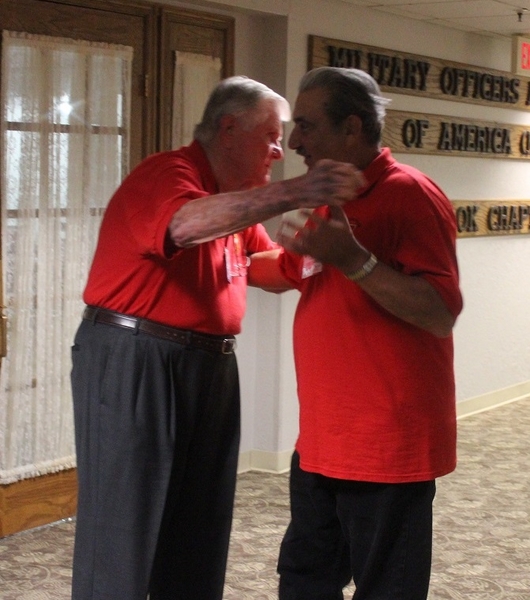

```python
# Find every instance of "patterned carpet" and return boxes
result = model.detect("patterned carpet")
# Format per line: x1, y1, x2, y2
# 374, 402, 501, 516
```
1, 397, 529, 599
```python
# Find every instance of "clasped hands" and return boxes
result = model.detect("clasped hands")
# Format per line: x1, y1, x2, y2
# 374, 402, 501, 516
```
277, 160, 369, 272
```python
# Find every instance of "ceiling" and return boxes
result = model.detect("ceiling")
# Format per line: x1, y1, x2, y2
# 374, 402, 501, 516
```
342, 0, 530, 39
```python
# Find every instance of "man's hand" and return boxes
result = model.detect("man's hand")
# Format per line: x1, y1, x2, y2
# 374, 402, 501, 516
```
289, 160, 365, 209
169, 161, 364, 248
277, 205, 456, 337
277, 205, 367, 270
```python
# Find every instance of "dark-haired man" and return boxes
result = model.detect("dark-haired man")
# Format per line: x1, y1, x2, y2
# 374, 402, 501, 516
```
249, 67, 463, 600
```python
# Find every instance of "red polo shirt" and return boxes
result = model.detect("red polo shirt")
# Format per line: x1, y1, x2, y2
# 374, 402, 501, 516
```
279, 148, 463, 483
84, 141, 275, 334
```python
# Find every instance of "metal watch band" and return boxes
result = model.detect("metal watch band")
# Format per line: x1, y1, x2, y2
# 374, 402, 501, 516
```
345, 253, 378, 282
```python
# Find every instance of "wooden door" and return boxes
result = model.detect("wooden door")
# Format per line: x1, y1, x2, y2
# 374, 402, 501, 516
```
158, 7, 235, 151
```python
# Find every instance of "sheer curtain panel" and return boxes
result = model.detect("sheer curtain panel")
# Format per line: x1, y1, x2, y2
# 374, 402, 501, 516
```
172, 51, 222, 148
0, 31, 132, 484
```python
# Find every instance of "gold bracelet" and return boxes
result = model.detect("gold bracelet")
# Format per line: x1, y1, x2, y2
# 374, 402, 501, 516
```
345, 253, 378, 282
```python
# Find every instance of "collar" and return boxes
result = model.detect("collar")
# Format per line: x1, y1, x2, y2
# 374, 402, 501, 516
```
182, 140, 219, 194
356, 147, 394, 199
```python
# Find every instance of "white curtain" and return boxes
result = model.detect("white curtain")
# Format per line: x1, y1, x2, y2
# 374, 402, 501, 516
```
0, 31, 132, 484
172, 51, 222, 148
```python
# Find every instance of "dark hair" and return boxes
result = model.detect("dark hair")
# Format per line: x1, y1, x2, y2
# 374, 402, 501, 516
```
194, 76, 290, 145
298, 67, 391, 144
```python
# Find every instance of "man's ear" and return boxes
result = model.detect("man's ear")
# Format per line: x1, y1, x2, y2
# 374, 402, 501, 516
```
219, 114, 237, 148
344, 114, 362, 137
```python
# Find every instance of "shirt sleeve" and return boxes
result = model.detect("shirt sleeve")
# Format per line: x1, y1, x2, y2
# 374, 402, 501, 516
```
243, 224, 278, 255
388, 181, 464, 319
112, 152, 214, 258
277, 247, 304, 290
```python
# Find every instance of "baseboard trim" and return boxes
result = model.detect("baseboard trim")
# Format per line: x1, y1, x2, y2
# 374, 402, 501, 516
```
238, 449, 292, 474
238, 382, 530, 474
456, 380, 530, 419
3, 383, 528, 536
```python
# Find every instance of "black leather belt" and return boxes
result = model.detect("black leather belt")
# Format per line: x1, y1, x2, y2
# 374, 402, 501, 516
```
83, 306, 236, 354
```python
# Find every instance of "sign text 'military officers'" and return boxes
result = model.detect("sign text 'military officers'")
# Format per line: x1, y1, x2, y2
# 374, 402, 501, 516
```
322, 41, 530, 108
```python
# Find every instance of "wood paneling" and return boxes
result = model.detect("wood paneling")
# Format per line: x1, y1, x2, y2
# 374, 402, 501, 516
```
0, 469, 77, 537
452, 200, 530, 237
383, 110, 530, 160
308, 35, 530, 112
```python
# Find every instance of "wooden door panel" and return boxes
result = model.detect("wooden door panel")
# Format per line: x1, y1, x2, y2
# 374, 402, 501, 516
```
158, 7, 235, 151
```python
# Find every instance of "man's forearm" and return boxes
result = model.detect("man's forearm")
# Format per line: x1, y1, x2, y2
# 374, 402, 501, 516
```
247, 249, 293, 292
277, 205, 457, 338
352, 263, 456, 338
169, 181, 296, 248
168, 160, 364, 248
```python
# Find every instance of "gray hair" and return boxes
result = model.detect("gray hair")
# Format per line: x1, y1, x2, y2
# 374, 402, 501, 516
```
194, 75, 290, 145
298, 67, 391, 145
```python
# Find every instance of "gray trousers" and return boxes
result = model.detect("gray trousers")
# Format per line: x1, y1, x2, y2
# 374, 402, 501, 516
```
71, 319, 240, 600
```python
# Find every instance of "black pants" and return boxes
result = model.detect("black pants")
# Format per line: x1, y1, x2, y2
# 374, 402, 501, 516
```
71, 320, 240, 600
278, 452, 436, 600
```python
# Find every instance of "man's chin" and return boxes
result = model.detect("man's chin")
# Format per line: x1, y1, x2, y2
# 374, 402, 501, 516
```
299, 154, 316, 169
247, 175, 270, 190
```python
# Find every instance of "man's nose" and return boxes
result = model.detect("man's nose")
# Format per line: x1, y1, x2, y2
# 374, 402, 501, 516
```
288, 127, 299, 150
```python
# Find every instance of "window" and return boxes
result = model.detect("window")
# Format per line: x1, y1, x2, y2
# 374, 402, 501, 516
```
0, 0, 234, 487
0, 31, 132, 481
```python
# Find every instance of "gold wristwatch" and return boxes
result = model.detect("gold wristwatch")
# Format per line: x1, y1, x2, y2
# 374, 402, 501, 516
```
345, 253, 378, 282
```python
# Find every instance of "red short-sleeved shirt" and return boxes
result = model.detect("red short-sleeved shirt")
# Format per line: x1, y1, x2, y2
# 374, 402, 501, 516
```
279, 148, 463, 483
84, 141, 275, 335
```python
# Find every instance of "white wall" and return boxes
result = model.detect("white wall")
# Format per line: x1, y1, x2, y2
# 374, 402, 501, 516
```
158, 0, 530, 466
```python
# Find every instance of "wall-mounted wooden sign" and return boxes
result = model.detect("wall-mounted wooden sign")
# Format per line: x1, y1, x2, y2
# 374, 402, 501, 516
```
309, 35, 530, 112
452, 200, 530, 237
383, 110, 530, 159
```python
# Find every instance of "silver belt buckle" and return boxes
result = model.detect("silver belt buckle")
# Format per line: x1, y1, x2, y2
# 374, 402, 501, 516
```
221, 338, 236, 354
